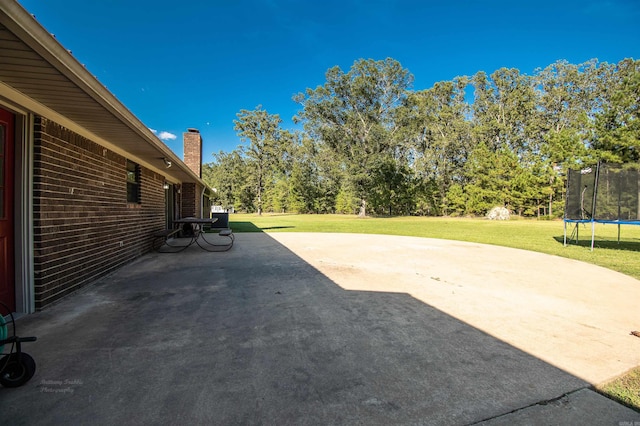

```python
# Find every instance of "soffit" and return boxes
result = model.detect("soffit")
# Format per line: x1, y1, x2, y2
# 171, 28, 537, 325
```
0, 3, 202, 185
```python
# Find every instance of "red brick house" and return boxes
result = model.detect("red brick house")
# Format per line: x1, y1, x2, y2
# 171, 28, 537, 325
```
0, 2, 212, 313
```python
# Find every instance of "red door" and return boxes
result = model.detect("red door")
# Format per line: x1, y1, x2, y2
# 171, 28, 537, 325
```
0, 107, 15, 312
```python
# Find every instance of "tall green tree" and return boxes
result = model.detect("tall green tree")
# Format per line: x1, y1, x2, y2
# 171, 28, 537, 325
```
593, 58, 640, 163
207, 57, 639, 218
399, 77, 471, 214
294, 58, 413, 216
203, 149, 252, 211
469, 68, 544, 216
285, 134, 321, 213
535, 60, 602, 162
368, 155, 415, 215
535, 59, 603, 215
234, 106, 288, 215
472, 68, 537, 155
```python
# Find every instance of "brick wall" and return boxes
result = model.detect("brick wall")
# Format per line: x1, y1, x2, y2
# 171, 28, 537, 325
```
32, 117, 166, 309
180, 182, 200, 218
183, 129, 202, 178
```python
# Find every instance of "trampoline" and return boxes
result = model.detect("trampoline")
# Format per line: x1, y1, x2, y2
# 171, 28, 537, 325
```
564, 162, 640, 250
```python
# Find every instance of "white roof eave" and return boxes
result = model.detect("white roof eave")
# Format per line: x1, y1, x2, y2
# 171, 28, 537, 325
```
0, 1, 206, 187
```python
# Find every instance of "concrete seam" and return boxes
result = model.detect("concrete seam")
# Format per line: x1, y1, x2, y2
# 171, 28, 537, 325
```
466, 387, 591, 425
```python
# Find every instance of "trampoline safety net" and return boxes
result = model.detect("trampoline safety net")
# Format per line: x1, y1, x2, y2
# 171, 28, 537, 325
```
565, 167, 596, 220
565, 163, 640, 222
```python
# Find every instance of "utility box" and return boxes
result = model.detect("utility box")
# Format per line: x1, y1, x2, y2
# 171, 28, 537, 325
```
210, 206, 229, 228
212, 212, 229, 228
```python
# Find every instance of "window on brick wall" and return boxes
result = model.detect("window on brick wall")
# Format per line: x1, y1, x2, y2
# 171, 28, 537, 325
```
126, 159, 141, 203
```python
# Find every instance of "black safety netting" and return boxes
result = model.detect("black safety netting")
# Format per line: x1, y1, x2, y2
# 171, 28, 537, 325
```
565, 163, 640, 221
595, 164, 640, 221
565, 166, 596, 220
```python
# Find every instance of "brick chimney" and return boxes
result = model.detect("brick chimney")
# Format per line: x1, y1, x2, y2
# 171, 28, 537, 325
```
183, 128, 202, 178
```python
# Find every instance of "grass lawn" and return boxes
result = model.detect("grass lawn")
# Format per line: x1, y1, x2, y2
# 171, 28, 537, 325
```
596, 367, 640, 413
230, 213, 640, 412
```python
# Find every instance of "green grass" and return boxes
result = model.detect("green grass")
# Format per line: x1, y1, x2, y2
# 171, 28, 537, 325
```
230, 213, 640, 280
596, 367, 640, 413
230, 213, 640, 411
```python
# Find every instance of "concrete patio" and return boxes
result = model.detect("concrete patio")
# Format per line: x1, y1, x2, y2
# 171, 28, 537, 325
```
1, 232, 639, 425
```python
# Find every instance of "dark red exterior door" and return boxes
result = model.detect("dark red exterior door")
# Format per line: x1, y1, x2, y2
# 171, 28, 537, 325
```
0, 107, 15, 312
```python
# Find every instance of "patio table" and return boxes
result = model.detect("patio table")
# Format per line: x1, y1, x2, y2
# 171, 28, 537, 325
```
160, 217, 225, 252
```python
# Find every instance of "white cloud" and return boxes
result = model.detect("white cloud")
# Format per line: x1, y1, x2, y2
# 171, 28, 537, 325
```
149, 128, 157, 134
158, 131, 177, 141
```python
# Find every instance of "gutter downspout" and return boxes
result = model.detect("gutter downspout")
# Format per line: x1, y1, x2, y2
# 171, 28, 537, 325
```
201, 185, 206, 219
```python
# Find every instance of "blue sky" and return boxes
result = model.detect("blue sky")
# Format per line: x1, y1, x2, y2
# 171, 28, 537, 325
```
18, 0, 640, 163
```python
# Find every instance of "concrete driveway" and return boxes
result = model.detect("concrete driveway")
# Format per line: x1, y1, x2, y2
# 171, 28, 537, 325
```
1, 232, 639, 425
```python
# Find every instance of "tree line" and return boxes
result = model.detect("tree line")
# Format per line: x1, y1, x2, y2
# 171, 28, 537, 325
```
202, 57, 639, 217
